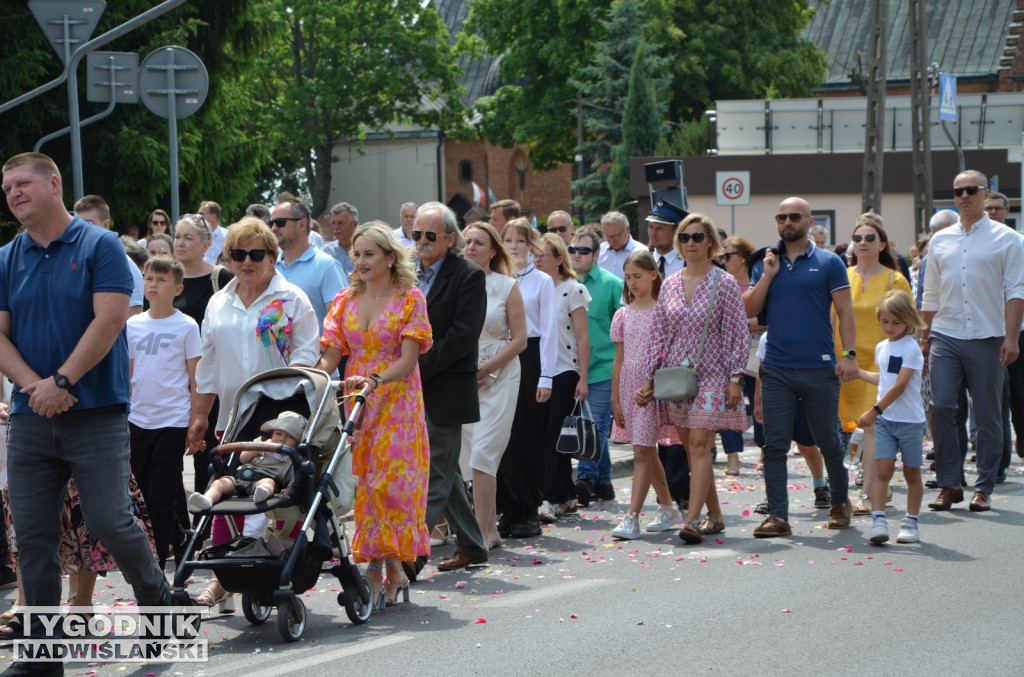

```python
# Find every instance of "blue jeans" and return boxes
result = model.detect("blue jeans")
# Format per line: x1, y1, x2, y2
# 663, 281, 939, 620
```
576, 379, 612, 484
8, 409, 170, 637
759, 364, 848, 520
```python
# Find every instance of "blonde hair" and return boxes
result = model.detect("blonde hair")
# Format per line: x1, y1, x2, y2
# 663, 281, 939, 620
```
675, 213, 722, 258
224, 217, 279, 262
876, 290, 926, 336
464, 221, 514, 277
541, 233, 576, 280
502, 218, 541, 254
349, 221, 417, 293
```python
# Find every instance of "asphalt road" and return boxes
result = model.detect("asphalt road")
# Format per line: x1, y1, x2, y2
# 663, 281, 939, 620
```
2, 442, 1023, 677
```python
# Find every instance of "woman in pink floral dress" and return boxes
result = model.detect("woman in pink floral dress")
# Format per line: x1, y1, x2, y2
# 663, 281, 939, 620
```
318, 222, 432, 609
640, 214, 749, 545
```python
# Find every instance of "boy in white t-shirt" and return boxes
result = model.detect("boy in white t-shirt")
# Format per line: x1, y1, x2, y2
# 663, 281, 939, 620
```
855, 290, 928, 545
127, 256, 202, 568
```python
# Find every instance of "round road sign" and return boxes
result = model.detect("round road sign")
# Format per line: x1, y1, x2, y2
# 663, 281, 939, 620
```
138, 46, 208, 120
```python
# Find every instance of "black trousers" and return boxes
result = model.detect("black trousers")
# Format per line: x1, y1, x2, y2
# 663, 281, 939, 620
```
542, 370, 580, 505
497, 338, 550, 515
129, 423, 187, 567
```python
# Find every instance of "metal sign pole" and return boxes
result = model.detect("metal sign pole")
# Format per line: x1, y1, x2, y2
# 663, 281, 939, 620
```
165, 50, 180, 223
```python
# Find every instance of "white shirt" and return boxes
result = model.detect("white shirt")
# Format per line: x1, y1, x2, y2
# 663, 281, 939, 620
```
922, 215, 1024, 340
393, 227, 415, 249
653, 248, 684, 278
127, 310, 202, 429
308, 230, 325, 248
204, 225, 229, 264
515, 263, 558, 389
598, 236, 643, 279
197, 274, 321, 432
874, 335, 926, 423
128, 255, 144, 309
553, 278, 591, 375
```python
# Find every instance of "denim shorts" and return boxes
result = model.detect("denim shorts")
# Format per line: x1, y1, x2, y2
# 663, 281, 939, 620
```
874, 416, 926, 467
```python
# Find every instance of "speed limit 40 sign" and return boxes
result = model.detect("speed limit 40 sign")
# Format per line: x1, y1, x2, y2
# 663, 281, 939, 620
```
716, 171, 750, 206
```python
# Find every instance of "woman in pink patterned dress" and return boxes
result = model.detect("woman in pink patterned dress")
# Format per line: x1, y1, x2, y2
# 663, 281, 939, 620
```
639, 214, 749, 545
318, 222, 432, 609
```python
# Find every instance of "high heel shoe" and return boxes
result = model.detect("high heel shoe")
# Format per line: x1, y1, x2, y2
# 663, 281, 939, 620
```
366, 562, 387, 611
385, 579, 410, 606
430, 519, 452, 547
194, 585, 235, 613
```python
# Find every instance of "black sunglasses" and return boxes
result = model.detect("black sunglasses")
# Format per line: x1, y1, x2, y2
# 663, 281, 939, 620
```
270, 216, 302, 229
229, 248, 271, 263
549, 225, 570, 233
150, 219, 168, 226
851, 233, 877, 243
677, 232, 707, 244
953, 185, 986, 197
567, 245, 595, 255
722, 252, 740, 261
774, 212, 808, 224
412, 230, 439, 242
181, 213, 206, 224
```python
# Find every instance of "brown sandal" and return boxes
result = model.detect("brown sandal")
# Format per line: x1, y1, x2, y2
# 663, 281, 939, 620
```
698, 515, 725, 535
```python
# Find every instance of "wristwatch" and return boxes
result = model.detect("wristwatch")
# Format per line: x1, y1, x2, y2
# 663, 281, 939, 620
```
369, 373, 385, 388
53, 372, 72, 390
729, 374, 744, 386
841, 349, 857, 359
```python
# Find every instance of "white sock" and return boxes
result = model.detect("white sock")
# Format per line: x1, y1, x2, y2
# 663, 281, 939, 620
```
187, 492, 213, 514
253, 485, 272, 502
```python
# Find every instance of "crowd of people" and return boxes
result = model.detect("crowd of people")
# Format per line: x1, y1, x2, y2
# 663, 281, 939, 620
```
1, 151, 1023, 676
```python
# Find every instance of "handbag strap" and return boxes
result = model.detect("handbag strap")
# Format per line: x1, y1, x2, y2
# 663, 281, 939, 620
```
690, 269, 721, 370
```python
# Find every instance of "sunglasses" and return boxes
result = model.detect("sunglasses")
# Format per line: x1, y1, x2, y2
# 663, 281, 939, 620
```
549, 225, 570, 233
953, 185, 986, 197
270, 216, 301, 229
229, 248, 272, 263
722, 252, 740, 261
774, 212, 808, 224
677, 232, 707, 244
567, 245, 595, 255
851, 233, 878, 243
182, 213, 206, 224
412, 230, 439, 242
150, 219, 168, 226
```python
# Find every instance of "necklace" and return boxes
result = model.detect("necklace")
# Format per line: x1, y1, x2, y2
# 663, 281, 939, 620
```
366, 288, 393, 299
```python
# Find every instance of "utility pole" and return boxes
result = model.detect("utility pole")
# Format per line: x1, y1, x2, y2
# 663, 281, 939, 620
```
909, 0, 933, 239
862, 0, 887, 214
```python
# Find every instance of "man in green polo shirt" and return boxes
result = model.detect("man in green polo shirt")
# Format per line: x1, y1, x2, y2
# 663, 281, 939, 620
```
568, 227, 622, 505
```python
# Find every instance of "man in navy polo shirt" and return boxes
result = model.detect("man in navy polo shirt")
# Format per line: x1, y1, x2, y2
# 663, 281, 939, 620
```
0, 153, 169, 668
743, 197, 858, 538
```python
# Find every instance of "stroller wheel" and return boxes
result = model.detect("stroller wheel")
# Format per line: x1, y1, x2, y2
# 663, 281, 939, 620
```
343, 575, 373, 624
277, 597, 306, 642
241, 593, 273, 625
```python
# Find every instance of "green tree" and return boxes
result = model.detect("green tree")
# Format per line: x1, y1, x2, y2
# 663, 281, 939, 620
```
648, 0, 827, 122
246, 0, 470, 216
466, 0, 614, 171
571, 0, 670, 221
607, 43, 662, 210
0, 1, 268, 230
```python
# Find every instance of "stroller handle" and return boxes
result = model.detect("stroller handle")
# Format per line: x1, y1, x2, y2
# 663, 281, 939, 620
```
216, 441, 298, 459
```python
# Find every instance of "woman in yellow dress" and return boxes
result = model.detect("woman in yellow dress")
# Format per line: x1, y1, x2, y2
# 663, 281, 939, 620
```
835, 213, 911, 513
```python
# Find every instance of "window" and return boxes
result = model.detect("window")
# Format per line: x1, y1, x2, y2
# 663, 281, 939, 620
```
459, 160, 473, 182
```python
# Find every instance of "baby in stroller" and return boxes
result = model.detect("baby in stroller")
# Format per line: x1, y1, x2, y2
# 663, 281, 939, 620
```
187, 411, 306, 512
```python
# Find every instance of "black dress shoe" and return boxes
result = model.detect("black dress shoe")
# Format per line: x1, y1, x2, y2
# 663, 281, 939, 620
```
925, 479, 939, 489
509, 516, 541, 539
574, 480, 592, 507
403, 556, 426, 583
996, 469, 1007, 484
595, 482, 615, 501
497, 512, 513, 538
1, 661, 64, 676
926, 451, 935, 460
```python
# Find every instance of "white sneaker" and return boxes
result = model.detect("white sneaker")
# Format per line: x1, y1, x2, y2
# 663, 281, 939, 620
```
646, 503, 683, 532
869, 517, 889, 544
895, 517, 920, 543
187, 492, 213, 514
611, 513, 641, 540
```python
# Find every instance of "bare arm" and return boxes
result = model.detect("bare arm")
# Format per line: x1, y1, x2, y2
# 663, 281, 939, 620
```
611, 341, 624, 428
571, 305, 589, 400
343, 337, 421, 394
743, 250, 778, 318
857, 366, 914, 428
478, 284, 527, 378
831, 287, 857, 381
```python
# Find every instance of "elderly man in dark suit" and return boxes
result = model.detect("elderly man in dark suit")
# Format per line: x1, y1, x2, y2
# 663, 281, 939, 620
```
407, 202, 489, 575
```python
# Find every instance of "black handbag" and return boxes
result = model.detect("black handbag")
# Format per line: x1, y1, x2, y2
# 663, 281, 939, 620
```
555, 398, 599, 462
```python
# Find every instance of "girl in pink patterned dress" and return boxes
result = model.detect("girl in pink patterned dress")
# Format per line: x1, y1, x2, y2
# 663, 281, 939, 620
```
639, 214, 749, 545
610, 251, 682, 540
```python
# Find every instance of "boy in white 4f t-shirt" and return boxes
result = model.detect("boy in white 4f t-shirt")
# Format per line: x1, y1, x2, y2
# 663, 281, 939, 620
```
127, 256, 202, 568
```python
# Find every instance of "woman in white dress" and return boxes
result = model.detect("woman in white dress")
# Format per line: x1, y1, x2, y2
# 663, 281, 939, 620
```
497, 219, 557, 538
460, 222, 527, 549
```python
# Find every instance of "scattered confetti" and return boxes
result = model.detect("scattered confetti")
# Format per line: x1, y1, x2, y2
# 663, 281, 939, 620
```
473, 618, 487, 624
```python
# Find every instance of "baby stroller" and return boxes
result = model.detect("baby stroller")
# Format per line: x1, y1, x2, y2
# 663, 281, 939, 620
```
171, 367, 373, 642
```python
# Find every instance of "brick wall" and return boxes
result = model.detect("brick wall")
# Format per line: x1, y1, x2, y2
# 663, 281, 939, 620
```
997, 0, 1024, 91
444, 137, 573, 221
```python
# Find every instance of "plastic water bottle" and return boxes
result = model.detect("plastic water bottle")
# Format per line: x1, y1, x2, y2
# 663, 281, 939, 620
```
844, 426, 864, 469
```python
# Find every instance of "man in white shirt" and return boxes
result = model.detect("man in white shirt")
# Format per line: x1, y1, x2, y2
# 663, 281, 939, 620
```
921, 170, 1024, 512
645, 200, 686, 277
200, 201, 227, 264
394, 201, 417, 248
597, 210, 643, 279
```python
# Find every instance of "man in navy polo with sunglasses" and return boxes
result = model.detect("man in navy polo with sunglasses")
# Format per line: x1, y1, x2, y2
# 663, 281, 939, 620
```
743, 197, 857, 538
921, 171, 1024, 513
569, 226, 622, 505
